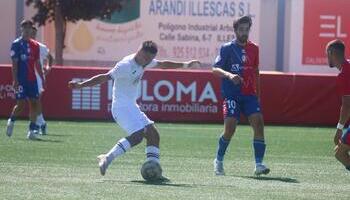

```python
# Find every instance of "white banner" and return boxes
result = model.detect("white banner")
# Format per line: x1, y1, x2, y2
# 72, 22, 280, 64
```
63, 0, 260, 63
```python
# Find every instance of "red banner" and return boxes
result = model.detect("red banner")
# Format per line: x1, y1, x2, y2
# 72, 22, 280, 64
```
303, 0, 350, 65
0, 65, 341, 125
0, 65, 223, 122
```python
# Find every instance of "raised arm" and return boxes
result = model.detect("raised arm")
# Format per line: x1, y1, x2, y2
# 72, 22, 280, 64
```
68, 73, 112, 89
156, 60, 200, 69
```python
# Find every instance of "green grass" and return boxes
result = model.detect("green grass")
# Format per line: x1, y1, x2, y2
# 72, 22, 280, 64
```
0, 120, 349, 200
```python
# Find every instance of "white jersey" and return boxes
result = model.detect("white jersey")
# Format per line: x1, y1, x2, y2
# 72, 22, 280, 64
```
108, 54, 157, 134
38, 41, 49, 67
108, 54, 158, 107
35, 41, 50, 93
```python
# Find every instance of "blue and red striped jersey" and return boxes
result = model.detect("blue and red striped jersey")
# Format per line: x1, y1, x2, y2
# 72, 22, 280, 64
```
214, 40, 259, 98
10, 37, 40, 83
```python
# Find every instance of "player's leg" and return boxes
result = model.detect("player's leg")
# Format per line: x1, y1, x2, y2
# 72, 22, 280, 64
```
26, 82, 40, 139
6, 99, 26, 137
335, 130, 350, 171
214, 98, 240, 175
335, 143, 350, 171
245, 96, 269, 175
217, 117, 238, 161
6, 84, 27, 137
27, 98, 40, 139
10, 100, 26, 117
248, 113, 269, 175
107, 129, 144, 160
98, 129, 144, 175
97, 104, 152, 175
36, 95, 47, 135
248, 113, 266, 162
35, 75, 47, 135
142, 123, 168, 181
142, 124, 160, 163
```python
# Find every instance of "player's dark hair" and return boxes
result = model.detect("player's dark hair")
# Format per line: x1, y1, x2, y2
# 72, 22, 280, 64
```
20, 19, 33, 27
233, 15, 252, 31
141, 41, 158, 54
327, 39, 345, 58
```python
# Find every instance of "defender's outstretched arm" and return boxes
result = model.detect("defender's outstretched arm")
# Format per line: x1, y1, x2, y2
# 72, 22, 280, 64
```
68, 73, 111, 89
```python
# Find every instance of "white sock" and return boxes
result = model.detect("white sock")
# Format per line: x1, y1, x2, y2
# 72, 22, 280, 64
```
36, 114, 46, 126
106, 138, 131, 164
145, 146, 160, 163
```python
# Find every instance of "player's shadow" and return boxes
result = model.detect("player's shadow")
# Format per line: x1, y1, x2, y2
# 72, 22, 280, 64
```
235, 175, 299, 183
45, 134, 70, 137
98, 179, 191, 187
17, 138, 63, 143
130, 180, 192, 187
36, 138, 63, 143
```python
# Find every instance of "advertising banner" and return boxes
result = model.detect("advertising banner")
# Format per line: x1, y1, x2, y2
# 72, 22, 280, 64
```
0, 66, 223, 122
0, 65, 341, 125
303, 0, 350, 65
62, 0, 261, 63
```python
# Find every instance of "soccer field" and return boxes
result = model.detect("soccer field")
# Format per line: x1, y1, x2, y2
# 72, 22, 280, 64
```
0, 120, 349, 200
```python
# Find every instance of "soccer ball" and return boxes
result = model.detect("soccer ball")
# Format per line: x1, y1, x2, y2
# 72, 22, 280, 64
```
140, 160, 162, 181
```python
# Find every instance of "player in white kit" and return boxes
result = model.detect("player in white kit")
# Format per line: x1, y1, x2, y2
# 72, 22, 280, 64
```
31, 27, 53, 135
68, 41, 200, 179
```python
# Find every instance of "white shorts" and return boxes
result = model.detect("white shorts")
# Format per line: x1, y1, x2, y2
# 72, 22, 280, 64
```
112, 103, 154, 135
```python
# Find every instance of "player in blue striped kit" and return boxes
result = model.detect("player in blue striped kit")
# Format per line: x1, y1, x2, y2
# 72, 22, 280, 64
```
6, 20, 44, 140
213, 16, 270, 176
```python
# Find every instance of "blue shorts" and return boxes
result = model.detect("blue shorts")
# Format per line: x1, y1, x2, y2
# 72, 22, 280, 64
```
223, 95, 261, 120
341, 128, 350, 145
16, 81, 39, 100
